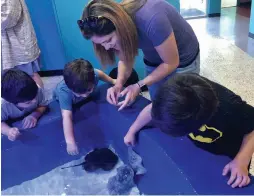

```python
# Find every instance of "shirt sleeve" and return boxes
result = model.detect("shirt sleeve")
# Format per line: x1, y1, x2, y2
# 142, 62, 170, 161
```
235, 101, 254, 135
1, 0, 22, 31
1, 102, 9, 122
213, 80, 254, 136
54, 84, 73, 111
94, 69, 99, 86
146, 12, 173, 47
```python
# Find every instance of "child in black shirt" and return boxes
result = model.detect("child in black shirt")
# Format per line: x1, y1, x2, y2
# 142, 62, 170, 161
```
124, 73, 254, 188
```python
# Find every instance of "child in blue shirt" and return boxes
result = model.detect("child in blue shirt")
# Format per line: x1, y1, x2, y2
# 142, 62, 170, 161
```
54, 59, 116, 155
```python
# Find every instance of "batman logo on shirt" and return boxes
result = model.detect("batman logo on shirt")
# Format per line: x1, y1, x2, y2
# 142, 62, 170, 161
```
189, 125, 223, 143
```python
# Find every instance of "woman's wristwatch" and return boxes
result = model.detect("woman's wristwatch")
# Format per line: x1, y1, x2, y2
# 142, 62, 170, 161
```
136, 81, 145, 93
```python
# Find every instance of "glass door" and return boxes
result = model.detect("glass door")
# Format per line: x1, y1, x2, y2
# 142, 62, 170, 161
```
221, 0, 237, 8
180, 0, 207, 18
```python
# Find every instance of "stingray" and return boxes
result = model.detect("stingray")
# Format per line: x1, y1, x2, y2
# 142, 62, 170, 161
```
107, 148, 146, 195
107, 165, 135, 195
61, 148, 118, 172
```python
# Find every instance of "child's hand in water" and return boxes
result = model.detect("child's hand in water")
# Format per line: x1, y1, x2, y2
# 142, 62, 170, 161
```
7, 127, 21, 141
124, 132, 136, 146
67, 142, 79, 155
22, 115, 38, 129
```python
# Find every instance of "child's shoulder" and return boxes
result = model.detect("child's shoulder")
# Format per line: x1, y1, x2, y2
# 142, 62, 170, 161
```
1, 98, 16, 122
94, 69, 99, 77
1, 98, 11, 107
1, 98, 13, 105
93, 69, 100, 84
208, 79, 244, 105
55, 80, 72, 94
1, 98, 16, 112
53, 80, 73, 102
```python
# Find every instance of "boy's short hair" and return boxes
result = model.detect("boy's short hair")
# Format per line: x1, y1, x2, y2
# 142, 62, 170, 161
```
1, 69, 38, 104
63, 58, 95, 94
152, 73, 219, 137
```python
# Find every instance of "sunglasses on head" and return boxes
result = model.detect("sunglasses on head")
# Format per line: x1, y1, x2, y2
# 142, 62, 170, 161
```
77, 16, 103, 30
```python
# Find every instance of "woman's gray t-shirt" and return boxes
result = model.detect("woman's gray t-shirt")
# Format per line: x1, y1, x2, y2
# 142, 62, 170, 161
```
135, 0, 199, 67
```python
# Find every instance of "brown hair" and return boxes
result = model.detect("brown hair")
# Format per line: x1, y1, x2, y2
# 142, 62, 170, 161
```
81, 0, 146, 67
152, 73, 219, 137
120, 0, 147, 17
63, 58, 95, 94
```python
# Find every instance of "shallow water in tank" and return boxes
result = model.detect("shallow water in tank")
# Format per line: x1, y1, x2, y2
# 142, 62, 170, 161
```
1, 150, 140, 195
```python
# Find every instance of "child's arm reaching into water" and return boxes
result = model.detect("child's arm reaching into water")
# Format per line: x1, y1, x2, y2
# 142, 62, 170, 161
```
95, 69, 116, 85
223, 130, 254, 188
22, 106, 47, 129
124, 103, 152, 146
62, 109, 79, 155
1, 122, 21, 141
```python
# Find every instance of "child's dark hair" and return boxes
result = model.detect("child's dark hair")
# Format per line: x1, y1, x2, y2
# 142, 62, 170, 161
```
63, 59, 95, 94
1, 69, 38, 104
152, 73, 219, 137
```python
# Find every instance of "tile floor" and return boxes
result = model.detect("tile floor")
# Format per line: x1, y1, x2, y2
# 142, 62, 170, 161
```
187, 7, 254, 57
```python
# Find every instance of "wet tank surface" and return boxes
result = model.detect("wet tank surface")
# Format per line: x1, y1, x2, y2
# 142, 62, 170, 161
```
1, 101, 140, 195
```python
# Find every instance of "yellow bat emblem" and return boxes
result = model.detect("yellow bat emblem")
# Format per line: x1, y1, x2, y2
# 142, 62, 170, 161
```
189, 125, 223, 143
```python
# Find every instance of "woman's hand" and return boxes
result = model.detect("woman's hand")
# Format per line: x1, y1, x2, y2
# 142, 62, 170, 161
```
117, 84, 140, 111
107, 85, 122, 105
